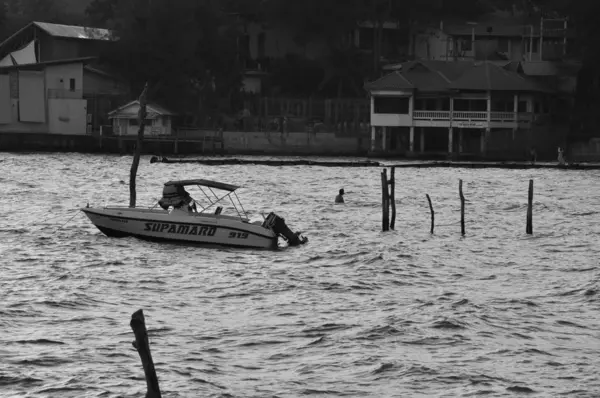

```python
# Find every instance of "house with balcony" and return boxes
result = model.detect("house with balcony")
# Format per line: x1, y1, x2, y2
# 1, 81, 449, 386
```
365, 60, 556, 158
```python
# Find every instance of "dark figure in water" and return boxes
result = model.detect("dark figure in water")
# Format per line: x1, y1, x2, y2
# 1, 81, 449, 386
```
529, 147, 537, 164
335, 188, 345, 203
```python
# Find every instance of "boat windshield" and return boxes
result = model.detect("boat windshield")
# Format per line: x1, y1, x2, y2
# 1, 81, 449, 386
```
157, 179, 248, 220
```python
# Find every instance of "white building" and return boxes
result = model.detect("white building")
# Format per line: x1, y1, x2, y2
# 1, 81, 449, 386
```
108, 100, 175, 136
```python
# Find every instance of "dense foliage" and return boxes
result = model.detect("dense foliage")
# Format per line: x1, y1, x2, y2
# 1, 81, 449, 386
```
2, 0, 600, 120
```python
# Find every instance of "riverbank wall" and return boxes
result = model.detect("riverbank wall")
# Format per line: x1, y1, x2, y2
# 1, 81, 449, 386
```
2, 129, 600, 161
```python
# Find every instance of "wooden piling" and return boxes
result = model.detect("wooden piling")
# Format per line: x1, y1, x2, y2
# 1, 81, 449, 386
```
389, 167, 396, 230
129, 82, 149, 208
426, 194, 434, 234
130, 309, 161, 398
526, 179, 533, 234
459, 179, 465, 236
381, 169, 389, 231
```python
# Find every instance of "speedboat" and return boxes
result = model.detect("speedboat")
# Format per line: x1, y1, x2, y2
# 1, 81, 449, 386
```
81, 179, 308, 249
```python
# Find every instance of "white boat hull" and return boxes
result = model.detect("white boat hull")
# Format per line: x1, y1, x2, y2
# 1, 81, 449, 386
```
81, 207, 278, 249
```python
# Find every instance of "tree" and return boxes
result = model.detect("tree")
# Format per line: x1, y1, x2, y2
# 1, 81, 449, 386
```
0, 2, 7, 34
99, 0, 243, 124
84, 0, 118, 27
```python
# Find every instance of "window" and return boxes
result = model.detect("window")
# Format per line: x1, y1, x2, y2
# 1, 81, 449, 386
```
462, 38, 472, 52
518, 101, 527, 113
526, 39, 539, 54
129, 118, 153, 126
497, 38, 509, 53
374, 97, 409, 114
69, 78, 76, 91
257, 32, 266, 59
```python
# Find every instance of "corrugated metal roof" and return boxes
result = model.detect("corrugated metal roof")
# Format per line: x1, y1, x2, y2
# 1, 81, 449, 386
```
109, 100, 175, 118
364, 71, 414, 91
34, 22, 112, 41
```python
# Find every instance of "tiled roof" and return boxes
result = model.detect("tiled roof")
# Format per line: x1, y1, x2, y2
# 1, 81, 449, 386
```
364, 71, 414, 91
447, 62, 550, 92
365, 60, 553, 94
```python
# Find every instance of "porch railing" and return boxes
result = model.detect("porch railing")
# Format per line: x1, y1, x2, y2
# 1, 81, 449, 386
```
412, 110, 450, 120
413, 110, 533, 123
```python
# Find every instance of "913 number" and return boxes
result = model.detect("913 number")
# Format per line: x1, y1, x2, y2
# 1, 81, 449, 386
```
229, 232, 248, 239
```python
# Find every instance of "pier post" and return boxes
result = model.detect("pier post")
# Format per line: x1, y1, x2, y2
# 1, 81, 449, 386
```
130, 310, 162, 398
390, 167, 396, 230
426, 194, 434, 234
381, 169, 390, 231
526, 179, 533, 234
459, 179, 465, 236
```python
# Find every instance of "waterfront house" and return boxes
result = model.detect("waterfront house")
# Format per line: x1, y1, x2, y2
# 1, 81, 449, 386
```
0, 21, 113, 66
410, 13, 574, 63
364, 60, 556, 157
0, 57, 127, 135
108, 101, 175, 136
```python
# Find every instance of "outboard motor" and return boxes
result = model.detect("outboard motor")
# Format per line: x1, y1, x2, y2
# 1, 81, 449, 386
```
262, 212, 308, 246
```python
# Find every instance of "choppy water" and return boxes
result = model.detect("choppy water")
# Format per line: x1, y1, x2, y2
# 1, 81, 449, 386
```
1, 153, 599, 397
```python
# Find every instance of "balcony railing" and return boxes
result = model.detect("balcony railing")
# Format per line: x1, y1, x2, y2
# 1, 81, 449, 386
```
412, 110, 533, 123
47, 88, 83, 99
412, 110, 450, 120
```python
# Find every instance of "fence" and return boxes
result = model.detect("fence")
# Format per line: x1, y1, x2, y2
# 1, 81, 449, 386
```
256, 97, 371, 136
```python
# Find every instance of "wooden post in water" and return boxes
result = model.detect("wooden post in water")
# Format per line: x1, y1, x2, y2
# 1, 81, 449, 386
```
381, 168, 390, 231
389, 167, 396, 230
129, 82, 149, 208
459, 179, 465, 236
526, 179, 533, 234
426, 194, 434, 234
130, 309, 161, 398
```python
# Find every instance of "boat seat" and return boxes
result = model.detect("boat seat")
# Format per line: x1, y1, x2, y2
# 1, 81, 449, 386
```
214, 206, 223, 215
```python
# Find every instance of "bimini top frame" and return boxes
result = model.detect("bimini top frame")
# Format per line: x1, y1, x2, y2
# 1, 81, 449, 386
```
164, 179, 248, 220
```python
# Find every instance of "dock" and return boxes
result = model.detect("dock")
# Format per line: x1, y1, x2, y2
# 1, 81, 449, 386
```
151, 157, 600, 170
151, 156, 382, 167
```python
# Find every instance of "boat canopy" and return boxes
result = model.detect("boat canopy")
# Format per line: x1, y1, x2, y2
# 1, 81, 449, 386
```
164, 179, 240, 192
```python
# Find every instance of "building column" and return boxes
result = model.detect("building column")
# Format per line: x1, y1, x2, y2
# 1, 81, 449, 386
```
486, 91, 492, 125
409, 95, 414, 116
481, 129, 489, 154
448, 127, 453, 154
409, 126, 415, 152
382, 127, 387, 151
458, 129, 463, 153
420, 128, 425, 152
370, 126, 376, 151
513, 93, 519, 137
482, 91, 491, 155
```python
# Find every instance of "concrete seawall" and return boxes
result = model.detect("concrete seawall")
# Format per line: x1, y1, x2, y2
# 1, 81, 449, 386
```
0, 131, 369, 156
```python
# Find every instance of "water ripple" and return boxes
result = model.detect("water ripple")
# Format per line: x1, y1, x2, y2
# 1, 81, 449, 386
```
1, 153, 600, 396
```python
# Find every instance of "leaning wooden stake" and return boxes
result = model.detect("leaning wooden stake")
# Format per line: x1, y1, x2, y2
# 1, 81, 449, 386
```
129, 82, 149, 208
426, 194, 434, 234
526, 179, 533, 234
459, 179, 465, 236
389, 167, 396, 230
130, 309, 162, 398
381, 169, 389, 231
